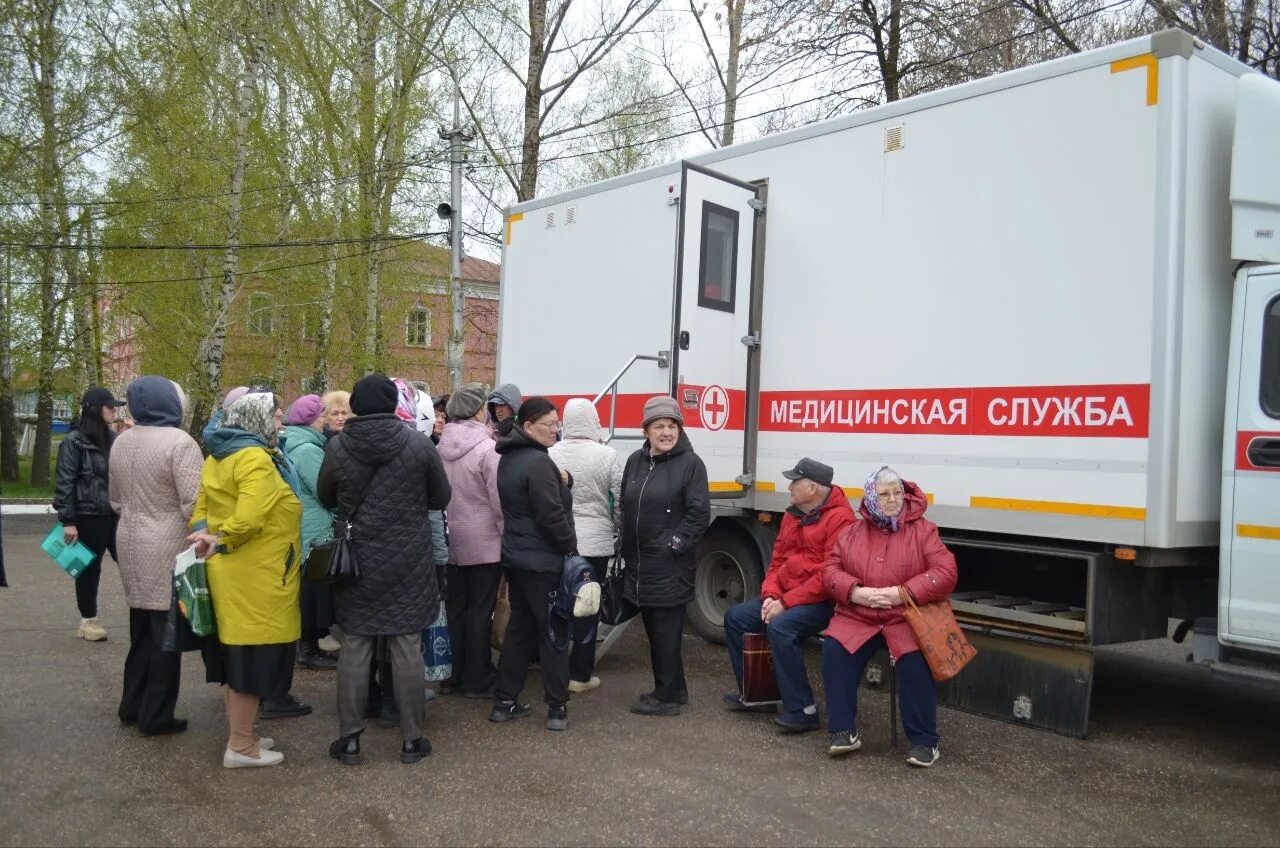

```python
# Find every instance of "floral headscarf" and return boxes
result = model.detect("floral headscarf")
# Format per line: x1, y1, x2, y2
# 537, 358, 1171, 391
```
225, 392, 280, 448
862, 466, 904, 532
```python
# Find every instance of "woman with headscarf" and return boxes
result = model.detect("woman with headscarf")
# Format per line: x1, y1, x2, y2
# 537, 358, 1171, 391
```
188, 392, 303, 769
201, 386, 250, 446
821, 466, 958, 768
549, 398, 623, 693
108, 376, 205, 735
282, 394, 337, 671
53, 386, 126, 642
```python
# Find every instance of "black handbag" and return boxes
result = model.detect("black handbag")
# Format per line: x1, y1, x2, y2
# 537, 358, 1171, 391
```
304, 463, 384, 584
161, 583, 205, 653
598, 556, 638, 626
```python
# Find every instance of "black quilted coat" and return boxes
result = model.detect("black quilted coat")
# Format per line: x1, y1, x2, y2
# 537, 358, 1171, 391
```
619, 431, 711, 608
316, 413, 452, 636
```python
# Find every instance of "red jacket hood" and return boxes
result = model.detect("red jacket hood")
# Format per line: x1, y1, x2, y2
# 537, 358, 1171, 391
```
858, 479, 929, 525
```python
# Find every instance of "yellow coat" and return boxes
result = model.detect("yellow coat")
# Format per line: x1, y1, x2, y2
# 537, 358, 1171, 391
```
191, 445, 302, 646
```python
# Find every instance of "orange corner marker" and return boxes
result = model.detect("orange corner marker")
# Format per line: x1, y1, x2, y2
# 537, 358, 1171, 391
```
504, 212, 524, 246
1110, 53, 1159, 107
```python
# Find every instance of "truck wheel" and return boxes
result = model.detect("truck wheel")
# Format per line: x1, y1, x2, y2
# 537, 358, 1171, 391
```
688, 525, 764, 644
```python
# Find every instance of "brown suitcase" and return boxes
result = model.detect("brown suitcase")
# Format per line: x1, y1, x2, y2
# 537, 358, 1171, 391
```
741, 632, 782, 705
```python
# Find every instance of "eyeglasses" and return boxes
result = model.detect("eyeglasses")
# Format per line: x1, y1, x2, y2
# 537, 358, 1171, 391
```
875, 490, 903, 502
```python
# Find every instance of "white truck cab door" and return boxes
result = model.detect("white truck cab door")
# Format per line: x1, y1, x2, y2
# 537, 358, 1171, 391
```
1222, 266, 1280, 651
672, 162, 761, 494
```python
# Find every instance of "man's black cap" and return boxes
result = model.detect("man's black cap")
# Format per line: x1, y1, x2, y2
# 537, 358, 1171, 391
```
781, 457, 834, 487
81, 387, 125, 409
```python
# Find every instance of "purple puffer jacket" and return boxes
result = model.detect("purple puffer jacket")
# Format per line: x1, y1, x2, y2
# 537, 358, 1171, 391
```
437, 419, 503, 565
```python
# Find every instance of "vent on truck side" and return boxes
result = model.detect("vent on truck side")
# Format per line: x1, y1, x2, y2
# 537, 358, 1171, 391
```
566, 205, 576, 225
884, 124, 904, 152
545, 210, 556, 229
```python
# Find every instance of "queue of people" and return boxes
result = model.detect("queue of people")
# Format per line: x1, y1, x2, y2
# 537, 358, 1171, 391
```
54, 371, 957, 770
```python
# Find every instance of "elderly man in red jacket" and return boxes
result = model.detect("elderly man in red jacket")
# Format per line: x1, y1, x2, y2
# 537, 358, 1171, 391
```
722, 458, 856, 732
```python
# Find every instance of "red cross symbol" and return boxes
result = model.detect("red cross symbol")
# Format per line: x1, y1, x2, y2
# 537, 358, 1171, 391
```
700, 385, 729, 431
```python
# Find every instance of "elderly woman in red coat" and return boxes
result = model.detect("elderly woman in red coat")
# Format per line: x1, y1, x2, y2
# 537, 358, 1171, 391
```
821, 466, 957, 768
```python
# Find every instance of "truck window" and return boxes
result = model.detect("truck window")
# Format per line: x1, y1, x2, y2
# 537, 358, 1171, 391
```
698, 201, 738, 313
1261, 296, 1280, 419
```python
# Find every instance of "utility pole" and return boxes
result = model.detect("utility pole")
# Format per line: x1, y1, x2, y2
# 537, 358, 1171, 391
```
439, 93, 474, 393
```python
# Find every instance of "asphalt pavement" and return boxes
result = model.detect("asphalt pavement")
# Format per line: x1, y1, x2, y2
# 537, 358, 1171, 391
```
1, 513, 1278, 847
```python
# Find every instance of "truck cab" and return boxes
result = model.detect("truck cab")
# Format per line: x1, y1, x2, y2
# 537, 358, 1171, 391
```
1220, 73, 1280, 670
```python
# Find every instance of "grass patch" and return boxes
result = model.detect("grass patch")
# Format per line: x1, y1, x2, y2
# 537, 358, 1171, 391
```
0, 441, 60, 500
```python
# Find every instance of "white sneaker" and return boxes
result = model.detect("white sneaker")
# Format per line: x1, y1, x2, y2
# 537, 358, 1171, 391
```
77, 618, 108, 642
223, 747, 284, 769
568, 676, 601, 694
258, 737, 274, 751
317, 635, 341, 653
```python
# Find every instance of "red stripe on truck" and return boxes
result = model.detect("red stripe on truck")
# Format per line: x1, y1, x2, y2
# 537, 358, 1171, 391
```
545, 383, 1151, 438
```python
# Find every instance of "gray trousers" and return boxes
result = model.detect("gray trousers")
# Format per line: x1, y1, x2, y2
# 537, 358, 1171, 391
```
338, 632, 425, 741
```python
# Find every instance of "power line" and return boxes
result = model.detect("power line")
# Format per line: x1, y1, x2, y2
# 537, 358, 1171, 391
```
0, 231, 444, 251
105, 232, 441, 287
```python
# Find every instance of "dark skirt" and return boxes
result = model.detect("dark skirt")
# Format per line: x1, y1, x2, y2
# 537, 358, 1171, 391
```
202, 641, 295, 699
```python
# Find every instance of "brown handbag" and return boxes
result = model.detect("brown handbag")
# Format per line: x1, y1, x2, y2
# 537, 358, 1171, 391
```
741, 632, 782, 705
898, 587, 978, 681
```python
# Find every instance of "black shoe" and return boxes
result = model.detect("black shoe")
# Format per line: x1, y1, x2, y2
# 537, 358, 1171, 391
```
906, 745, 940, 768
721, 692, 778, 713
489, 700, 532, 722
118, 714, 138, 727
400, 737, 432, 764
630, 693, 680, 716
774, 710, 821, 733
546, 705, 568, 731
261, 693, 313, 719
828, 731, 863, 756
329, 733, 361, 765
646, 690, 689, 706
139, 718, 189, 737
375, 705, 401, 728
297, 644, 338, 671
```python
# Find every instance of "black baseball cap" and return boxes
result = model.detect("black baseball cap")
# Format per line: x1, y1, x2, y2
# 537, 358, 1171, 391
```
81, 387, 125, 408
782, 457, 834, 487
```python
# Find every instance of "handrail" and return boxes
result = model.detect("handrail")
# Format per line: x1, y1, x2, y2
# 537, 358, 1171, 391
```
590, 352, 668, 444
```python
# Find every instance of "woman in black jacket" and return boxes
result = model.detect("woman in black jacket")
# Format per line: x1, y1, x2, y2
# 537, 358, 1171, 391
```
621, 396, 711, 716
491, 396, 578, 732
53, 387, 126, 642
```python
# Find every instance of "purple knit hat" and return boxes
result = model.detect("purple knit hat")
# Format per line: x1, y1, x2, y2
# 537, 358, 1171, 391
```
286, 394, 325, 426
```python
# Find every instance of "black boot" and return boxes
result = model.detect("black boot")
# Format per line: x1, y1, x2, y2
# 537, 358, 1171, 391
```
298, 642, 338, 671
329, 733, 361, 765
262, 692, 312, 719
400, 737, 432, 764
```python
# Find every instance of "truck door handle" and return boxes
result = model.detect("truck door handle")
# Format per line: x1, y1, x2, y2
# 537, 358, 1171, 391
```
1247, 438, 1280, 467
679, 331, 690, 351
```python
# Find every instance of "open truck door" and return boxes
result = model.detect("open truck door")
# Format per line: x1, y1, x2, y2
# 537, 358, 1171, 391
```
672, 162, 763, 496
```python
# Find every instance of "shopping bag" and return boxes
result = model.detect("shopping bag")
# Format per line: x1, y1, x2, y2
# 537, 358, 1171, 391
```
741, 632, 782, 706
174, 545, 216, 638
599, 557, 638, 627
161, 583, 206, 653
40, 525, 95, 579
898, 587, 977, 681
422, 600, 453, 682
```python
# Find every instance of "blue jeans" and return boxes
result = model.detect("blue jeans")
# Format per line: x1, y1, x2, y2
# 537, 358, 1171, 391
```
724, 597, 833, 713
821, 633, 939, 748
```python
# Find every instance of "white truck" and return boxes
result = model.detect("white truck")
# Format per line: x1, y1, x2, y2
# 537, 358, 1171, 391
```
496, 29, 1280, 735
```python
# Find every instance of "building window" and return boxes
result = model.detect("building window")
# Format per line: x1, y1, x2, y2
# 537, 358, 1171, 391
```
407, 307, 431, 348
697, 201, 738, 313
1261, 296, 1280, 419
248, 293, 273, 336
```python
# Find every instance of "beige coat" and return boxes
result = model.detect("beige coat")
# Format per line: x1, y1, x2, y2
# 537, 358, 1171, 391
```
109, 426, 205, 611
